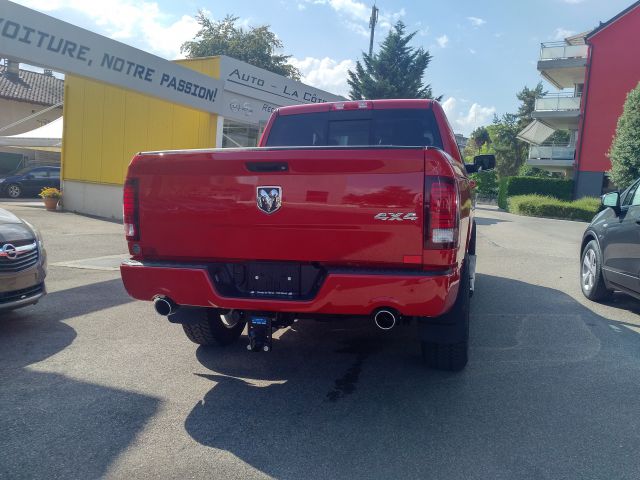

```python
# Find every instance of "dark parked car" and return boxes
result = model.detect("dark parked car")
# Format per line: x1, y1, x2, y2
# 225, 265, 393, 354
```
581, 177, 640, 302
0, 166, 61, 199
0, 208, 47, 312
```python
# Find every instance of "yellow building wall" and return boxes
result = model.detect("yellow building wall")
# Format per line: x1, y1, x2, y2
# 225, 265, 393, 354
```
62, 57, 221, 186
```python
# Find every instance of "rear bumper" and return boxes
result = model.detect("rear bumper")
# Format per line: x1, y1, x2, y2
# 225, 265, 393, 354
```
120, 261, 460, 317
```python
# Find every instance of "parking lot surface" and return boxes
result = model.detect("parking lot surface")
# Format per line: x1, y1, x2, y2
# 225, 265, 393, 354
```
1, 200, 640, 480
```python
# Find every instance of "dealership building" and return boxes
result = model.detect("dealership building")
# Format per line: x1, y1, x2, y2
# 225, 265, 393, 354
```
61, 55, 342, 219
0, 2, 343, 219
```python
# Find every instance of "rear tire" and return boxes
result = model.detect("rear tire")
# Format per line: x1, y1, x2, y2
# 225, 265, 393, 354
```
182, 310, 246, 346
580, 240, 612, 302
6, 184, 22, 198
420, 257, 470, 372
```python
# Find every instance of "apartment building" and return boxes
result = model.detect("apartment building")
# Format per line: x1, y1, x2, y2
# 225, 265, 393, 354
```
519, 1, 640, 197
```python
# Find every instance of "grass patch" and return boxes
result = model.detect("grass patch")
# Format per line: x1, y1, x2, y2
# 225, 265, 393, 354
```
508, 195, 601, 222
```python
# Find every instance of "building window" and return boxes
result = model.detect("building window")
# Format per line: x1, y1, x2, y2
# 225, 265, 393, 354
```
222, 119, 260, 148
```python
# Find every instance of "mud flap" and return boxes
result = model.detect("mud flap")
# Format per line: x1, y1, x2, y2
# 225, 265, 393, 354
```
469, 254, 476, 297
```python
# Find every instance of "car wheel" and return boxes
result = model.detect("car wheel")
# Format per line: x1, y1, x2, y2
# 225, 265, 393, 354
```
6, 184, 22, 198
581, 240, 612, 302
182, 310, 246, 346
420, 256, 470, 372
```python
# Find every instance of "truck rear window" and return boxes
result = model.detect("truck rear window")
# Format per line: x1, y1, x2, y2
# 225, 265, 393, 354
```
265, 108, 443, 149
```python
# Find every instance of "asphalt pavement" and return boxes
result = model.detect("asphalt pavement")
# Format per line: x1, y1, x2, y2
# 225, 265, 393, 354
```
1, 199, 640, 480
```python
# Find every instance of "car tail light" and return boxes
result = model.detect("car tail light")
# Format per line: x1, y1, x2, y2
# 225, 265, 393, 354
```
425, 176, 459, 249
123, 179, 139, 241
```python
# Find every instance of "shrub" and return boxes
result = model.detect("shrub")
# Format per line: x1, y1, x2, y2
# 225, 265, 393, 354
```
497, 176, 573, 209
608, 81, 640, 190
508, 195, 601, 222
469, 170, 498, 198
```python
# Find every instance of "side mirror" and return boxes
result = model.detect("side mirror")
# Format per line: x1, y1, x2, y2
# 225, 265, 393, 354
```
25, 174, 34, 180
602, 191, 621, 215
464, 164, 479, 174
473, 154, 496, 171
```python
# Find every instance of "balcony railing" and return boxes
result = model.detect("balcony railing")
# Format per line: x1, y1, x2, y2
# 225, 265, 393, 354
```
535, 94, 581, 112
540, 41, 588, 61
528, 144, 575, 161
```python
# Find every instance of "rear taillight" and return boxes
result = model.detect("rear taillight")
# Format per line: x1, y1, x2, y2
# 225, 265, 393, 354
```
425, 176, 459, 249
123, 179, 139, 241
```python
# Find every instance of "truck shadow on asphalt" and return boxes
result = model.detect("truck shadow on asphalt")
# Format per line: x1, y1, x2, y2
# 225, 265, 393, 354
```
0, 279, 159, 479
184, 274, 640, 480
475, 216, 510, 226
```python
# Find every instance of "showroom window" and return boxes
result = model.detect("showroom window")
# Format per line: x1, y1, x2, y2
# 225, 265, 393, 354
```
222, 120, 260, 148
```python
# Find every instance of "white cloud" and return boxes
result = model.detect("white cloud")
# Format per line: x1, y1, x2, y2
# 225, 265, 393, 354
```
436, 35, 449, 48
303, 0, 405, 36
469, 48, 477, 54
467, 16, 486, 27
553, 27, 576, 40
345, 21, 370, 37
441, 97, 496, 135
289, 57, 354, 97
378, 8, 407, 30
16, 0, 201, 59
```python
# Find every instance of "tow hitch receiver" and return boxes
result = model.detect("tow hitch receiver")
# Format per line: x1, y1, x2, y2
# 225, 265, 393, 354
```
247, 315, 273, 352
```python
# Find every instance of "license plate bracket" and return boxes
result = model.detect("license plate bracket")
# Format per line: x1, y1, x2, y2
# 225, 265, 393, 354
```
247, 263, 301, 298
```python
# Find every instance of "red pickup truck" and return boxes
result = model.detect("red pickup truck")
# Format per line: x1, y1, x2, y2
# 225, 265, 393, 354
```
120, 99, 491, 371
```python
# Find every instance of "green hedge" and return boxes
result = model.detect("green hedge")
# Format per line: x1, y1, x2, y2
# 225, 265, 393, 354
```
469, 170, 498, 198
508, 195, 601, 222
498, 176, 574, 209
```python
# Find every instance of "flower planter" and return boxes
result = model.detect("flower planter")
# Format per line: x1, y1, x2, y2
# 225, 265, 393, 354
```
43, 197, 59, 211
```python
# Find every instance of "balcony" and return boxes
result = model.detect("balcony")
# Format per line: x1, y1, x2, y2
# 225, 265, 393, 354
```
532, 93, 581, 130
527, 144, 575, 170
538, 41, 588, 89
540, 42, 588, 61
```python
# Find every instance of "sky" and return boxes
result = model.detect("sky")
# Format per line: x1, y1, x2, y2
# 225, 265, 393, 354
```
11, 0, 637, 135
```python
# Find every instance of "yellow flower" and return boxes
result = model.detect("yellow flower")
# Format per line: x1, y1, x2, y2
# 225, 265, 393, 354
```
39, 187, 62, 199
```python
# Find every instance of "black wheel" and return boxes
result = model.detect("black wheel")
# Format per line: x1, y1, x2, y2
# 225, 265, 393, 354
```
6, 184, 22, 198
580, 240, 612, 302
182, 310, 246, 346
420, 257, 470, 371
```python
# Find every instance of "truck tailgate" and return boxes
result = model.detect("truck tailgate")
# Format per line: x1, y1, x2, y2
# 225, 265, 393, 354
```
131, 147, 427, 267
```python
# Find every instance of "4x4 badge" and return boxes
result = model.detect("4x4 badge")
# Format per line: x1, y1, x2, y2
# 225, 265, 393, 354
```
257, 186, 282, 214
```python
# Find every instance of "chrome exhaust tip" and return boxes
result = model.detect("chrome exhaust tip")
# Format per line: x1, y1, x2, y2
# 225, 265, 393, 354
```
154, 297, 177, 316
374, 309, 398, 330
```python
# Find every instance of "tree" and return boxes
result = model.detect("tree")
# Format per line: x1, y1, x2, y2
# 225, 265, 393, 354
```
515, 82, 546, 131
470, 126, 491, 148
462, 140, 479, 163
547, 130, 571, 145
347, 21, 439, 100
491, 113, 527, 177
181, 13, 301, 80
608, 81, 640, 189
489, 84, 547, 177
